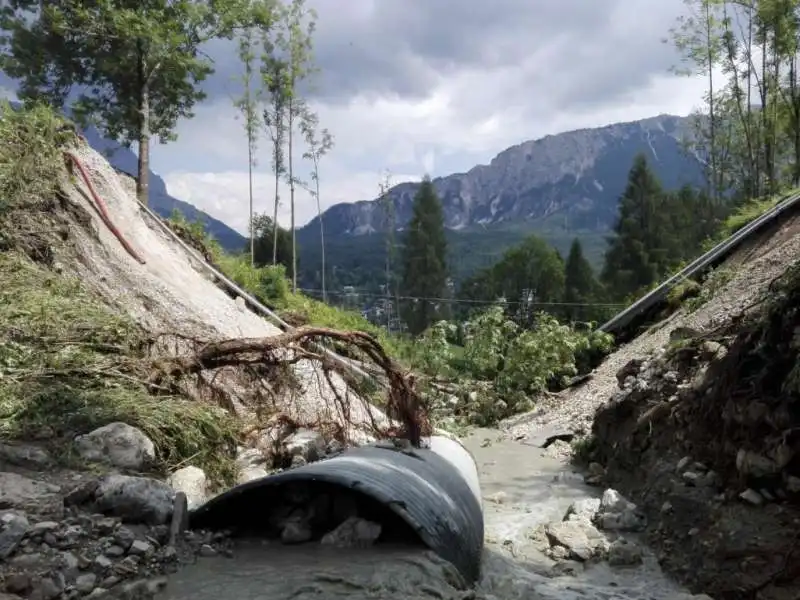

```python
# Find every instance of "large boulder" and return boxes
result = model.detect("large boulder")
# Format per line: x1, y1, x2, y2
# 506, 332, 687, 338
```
73, 422, 156, 470
65, 475, 174, 525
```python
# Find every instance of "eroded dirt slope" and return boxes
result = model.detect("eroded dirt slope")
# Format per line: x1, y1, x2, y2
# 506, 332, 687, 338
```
59, 141, 385, 438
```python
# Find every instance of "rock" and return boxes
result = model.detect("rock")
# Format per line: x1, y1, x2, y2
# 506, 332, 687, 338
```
682, 471, 704, 486
75, 574, 97, 594
736, 449, 780, 479
95, 555, 113, 570
0, 473, 62, 518
88, 475, 174, 525
485, 491, 508, 505
616, 358, 644, 387
564, 498, 601, 523
676, 456, 692, 472
74, 422, 156, 470
167, 466, 207, 510
290, 455, 307, 468
320, 517, 382, 548
595, 489, 646, 532
237, 466, 269, 485
31, 521, 60, 534
544, 521, 597, 562
236, 448, 269, 484
128, 540, 152, 556
284, 429, 326, 463
665, 594, 714, 600
739, 488, 764, 505
599, 489, 633, 514
0, 443, 52, 469
34, 576, 63, 600
607, 538, 643, 566
198, 544, 217, 557
281, 521, 312, 544
786, 475, 800, 494
4, 573, 31, 595
113, 526, 136, 551
0, 513, 30, 559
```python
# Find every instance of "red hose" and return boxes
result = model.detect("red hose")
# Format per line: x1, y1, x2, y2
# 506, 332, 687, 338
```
64, 151, 147, 265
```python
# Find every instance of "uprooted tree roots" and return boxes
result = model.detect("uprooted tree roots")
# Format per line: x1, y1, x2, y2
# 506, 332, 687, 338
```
150, 326, 432, 447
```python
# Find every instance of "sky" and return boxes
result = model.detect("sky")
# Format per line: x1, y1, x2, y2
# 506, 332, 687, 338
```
1, 0, 711, 234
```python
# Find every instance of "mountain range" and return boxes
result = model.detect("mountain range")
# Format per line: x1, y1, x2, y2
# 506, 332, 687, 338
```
75, 113, 705, 290
79, 127, 248, 253
295, 114, 705, 289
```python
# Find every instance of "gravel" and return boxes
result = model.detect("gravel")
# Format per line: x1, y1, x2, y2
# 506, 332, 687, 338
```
504, 213, 800, 439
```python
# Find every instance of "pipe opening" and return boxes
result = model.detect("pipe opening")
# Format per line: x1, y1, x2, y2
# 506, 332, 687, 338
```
191, 480, 425, 548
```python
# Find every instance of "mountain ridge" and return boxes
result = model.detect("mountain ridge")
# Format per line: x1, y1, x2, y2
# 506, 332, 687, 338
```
300, 113, 703, 239
80, 126, 248, 253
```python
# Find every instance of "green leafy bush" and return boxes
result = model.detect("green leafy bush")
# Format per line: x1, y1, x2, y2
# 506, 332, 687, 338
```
416, 305, 614, 425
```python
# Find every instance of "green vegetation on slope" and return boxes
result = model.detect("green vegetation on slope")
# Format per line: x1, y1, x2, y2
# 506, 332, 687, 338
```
166, 211, 416, 360
0, 102, 238, 483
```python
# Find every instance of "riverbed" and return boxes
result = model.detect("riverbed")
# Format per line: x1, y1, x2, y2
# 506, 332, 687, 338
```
158, 429, 690, 600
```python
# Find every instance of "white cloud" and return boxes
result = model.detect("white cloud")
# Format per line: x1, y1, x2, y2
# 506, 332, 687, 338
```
160, 69, 708, 234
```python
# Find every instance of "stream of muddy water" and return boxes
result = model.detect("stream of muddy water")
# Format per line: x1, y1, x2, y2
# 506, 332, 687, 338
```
158, 429, 691, 600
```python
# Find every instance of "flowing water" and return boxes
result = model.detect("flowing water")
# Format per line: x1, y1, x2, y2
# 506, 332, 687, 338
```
158, 429, 690, 600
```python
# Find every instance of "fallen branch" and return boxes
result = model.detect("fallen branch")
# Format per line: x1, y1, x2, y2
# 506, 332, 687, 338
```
153, 326, 431, 447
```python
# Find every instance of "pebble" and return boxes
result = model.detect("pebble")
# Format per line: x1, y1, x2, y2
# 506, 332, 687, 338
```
739, 489, 764, 505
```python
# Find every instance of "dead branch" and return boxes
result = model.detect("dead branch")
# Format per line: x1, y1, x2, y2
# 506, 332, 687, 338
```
152, 326, 431, 446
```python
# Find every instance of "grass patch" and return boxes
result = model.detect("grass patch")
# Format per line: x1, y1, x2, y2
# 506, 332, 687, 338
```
701, 187, 800, 253
0, 254, 239, 483
0, 105, 239, 484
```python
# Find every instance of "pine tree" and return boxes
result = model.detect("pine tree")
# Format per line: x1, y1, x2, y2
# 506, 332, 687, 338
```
400, 176, 448, 335
564, 238, 598, 322
601, 154, 668, 300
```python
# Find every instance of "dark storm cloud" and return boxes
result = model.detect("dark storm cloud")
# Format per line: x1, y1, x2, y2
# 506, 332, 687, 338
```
201, 0, 687, 110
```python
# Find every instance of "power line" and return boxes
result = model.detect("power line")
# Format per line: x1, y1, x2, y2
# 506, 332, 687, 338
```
297, 287, 625, 308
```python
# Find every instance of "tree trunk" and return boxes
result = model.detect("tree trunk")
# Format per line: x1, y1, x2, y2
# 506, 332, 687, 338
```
288, 95, 296, 293
705, 0, 717, 200
248, 140, 254, 267
136, 48, 151, 207
272, 170, 280, 265
315, 165, 326, 302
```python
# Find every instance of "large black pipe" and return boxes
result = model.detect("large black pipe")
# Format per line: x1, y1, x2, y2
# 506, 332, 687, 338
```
189, 442, 485, 584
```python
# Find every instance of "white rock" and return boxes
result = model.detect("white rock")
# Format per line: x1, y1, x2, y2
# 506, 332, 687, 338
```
0, 513, 30, 559
563, 498, 601, 522
599, 488, 634, 514
739, 488, 763, 505
320, 517, 381, 548
167, 466, 207, 510
237, 466, 269, 485
74, 422, 155, 470
93, 475, 174, 525
284, 429, 326, 463
545, 521, 595, 561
